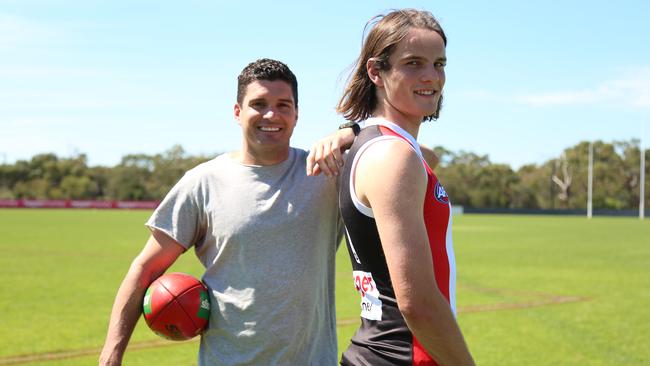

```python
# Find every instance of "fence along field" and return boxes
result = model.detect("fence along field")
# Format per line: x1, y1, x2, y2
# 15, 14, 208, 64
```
0, 209, 647, 365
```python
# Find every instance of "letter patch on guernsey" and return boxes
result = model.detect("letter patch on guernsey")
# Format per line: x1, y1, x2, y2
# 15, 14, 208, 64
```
353, 270, 382, 320
434, 181, 449, 204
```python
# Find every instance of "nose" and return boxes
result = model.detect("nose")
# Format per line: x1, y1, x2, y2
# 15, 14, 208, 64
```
421, 64, 443, 84
263, 107, 279, 120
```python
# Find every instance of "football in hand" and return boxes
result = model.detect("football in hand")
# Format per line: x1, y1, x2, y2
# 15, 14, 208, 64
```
142, 272, 210, 340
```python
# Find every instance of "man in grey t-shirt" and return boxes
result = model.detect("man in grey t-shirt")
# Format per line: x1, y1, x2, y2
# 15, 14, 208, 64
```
99, 59, 352, 365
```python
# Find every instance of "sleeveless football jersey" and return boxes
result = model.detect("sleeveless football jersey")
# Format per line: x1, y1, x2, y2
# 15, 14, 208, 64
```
339, 118, 456, 366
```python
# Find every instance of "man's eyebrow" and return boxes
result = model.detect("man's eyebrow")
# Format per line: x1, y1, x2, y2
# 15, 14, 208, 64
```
247, 97, 294, 105
401, 54, 425, 60
278, 98, 295, 105
401, 54, 447, 63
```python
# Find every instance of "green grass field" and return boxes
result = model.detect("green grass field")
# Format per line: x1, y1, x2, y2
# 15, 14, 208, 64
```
0, 209, 648, 365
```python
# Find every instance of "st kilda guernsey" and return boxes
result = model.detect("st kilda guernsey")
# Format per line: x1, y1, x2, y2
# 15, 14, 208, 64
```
339, 118, 457, 366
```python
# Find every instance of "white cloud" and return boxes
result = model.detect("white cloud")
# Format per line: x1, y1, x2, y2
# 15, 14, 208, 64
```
462, 67, 650, 109
606, 68, 650, 107
513, 89, 608, 106
514, 67, 650, 108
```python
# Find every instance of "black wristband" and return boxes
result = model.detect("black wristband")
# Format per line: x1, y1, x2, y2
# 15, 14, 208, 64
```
338, 121, 360, 136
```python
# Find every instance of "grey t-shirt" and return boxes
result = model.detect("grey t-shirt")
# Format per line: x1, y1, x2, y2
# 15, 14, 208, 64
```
146, 148, 342, 366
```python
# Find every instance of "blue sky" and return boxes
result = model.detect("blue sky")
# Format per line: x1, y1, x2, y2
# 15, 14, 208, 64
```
1, 0, 648, 168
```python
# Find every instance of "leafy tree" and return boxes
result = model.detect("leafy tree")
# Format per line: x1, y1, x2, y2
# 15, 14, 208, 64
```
13, 178, 49, 199
435, 151, 518, 208
148, 145, 211, 199
106, 154, 154, 200
60, 176, 99, 199
514, 163, 552, 209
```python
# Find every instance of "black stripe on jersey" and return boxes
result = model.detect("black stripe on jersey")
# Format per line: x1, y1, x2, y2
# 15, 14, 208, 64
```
339, 125, 414, 366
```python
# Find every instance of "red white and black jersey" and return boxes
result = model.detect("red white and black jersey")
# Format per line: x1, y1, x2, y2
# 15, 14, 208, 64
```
339, 118, 456, 366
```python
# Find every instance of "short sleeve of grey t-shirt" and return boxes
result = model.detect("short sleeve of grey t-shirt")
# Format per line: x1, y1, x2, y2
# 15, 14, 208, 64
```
146, 165, 207, 249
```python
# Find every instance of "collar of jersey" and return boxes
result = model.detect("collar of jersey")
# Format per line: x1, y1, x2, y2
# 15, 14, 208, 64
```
363, 117, 422, 157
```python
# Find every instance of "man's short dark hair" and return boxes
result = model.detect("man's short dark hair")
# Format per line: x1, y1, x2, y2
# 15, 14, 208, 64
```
237, 59, 298, 107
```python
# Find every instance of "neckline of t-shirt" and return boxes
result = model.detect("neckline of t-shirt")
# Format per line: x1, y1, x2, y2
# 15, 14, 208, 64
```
223, 148, 295, 171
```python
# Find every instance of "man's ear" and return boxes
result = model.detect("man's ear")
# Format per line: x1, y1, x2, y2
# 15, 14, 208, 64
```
366, 58, 384, 88
234, 103, 241, 125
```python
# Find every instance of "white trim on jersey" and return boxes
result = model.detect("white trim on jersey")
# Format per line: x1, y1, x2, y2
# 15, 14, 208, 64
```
363, 117, 429, 177
446, 209, 457, 316
345, 226, 362, 264
363, 117, 424, 157
349, 121, 428, 218
348, 135, 397, 218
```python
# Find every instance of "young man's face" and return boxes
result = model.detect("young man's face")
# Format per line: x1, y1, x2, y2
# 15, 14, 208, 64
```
234, 79, 298, 154
375, 27, 446, 124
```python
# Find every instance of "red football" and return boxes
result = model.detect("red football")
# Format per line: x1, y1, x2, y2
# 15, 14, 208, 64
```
142, 272, 210, 340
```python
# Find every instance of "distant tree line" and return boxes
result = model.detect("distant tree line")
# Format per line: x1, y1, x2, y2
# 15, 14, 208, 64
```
1, 141, 648, 210
433, 139, 649, 210
0, 145, 213, 201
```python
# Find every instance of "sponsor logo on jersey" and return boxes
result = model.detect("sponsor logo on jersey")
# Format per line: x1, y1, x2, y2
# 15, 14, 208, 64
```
434, 181, 449, 204
353, 270, 382, 321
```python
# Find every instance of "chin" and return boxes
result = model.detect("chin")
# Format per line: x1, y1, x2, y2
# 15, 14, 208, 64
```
416, 108, 437, 118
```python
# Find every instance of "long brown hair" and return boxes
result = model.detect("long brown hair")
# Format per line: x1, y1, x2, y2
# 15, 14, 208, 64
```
337, 9, 447, 122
